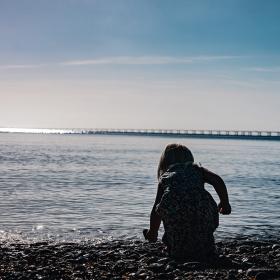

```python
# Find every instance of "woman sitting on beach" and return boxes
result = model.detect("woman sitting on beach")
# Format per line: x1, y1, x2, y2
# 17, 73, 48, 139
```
144, 144, 231, 260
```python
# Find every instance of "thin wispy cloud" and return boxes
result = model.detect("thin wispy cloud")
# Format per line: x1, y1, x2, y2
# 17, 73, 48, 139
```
0, 55, 243, 69
61, 55, 243, 66
0, 64, 47, 69
246, 67, 280, 73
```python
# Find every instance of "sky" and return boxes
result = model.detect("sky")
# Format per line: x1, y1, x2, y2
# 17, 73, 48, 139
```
0, 0, 279, 131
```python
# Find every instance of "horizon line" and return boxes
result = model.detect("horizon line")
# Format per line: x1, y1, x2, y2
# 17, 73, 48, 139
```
0, 127, 279, 134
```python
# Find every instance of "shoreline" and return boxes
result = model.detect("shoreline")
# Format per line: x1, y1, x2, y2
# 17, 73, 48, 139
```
1, 238, 279, 280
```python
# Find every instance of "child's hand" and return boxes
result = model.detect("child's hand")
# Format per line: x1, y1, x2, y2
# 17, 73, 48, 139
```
143, 229, 158, 242
218, 201, 231, 215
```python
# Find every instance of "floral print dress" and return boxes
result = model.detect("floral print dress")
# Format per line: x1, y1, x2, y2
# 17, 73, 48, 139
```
156, 162, 219, 260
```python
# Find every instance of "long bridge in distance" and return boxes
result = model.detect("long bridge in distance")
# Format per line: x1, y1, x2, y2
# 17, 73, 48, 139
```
1, 128, 280, 140
87, 128, 280, 141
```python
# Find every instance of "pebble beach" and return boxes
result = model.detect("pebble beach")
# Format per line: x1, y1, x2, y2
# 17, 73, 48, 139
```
1, 238, 279, 280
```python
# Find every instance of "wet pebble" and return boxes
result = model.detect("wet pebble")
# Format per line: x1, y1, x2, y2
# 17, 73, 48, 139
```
246, 268, 280, 278
148, 262, 164, 272
272, 244, 280, 250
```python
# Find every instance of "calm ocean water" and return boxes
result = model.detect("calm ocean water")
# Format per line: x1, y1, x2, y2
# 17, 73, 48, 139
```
0, 133, 279, 243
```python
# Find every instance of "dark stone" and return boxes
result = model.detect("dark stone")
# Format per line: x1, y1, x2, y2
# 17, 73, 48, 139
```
165, 264, 174, 272
255, 272, 270, 280
148, 262, 164, 272
241, 257, 254, 268
227, 270, 236, 280
157, 257, 169, 264
167, 260, 177, 267
237, 245, 251, 253
246, 268, 280, 278
181, 261, 203, 270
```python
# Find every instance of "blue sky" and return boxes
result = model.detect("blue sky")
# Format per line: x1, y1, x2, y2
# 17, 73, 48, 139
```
0, 0, 279, 130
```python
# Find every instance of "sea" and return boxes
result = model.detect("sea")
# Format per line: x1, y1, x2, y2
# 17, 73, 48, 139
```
0, 132, 279, 243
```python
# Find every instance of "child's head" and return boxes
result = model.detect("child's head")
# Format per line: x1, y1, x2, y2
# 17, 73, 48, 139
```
157, 143, 194, 179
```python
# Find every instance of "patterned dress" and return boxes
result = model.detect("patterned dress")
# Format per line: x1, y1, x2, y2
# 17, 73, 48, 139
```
156, 162, 219, 260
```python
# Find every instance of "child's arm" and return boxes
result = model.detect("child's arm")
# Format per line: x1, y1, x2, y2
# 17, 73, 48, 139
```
202, 168, 231, 215
145, 184, 164, 242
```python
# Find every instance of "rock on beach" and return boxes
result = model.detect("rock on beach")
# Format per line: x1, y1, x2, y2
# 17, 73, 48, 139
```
0, 239, 279, 280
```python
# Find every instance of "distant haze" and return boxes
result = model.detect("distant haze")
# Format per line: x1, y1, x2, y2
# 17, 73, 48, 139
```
0, 0, 279, 130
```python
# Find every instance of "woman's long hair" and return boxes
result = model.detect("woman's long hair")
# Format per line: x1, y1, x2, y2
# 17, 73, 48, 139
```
157, 143, 194, 179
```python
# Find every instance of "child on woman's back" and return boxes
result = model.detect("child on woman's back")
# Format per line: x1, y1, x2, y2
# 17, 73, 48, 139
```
144, 144, 231, 260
